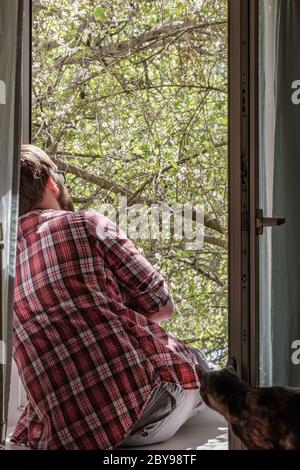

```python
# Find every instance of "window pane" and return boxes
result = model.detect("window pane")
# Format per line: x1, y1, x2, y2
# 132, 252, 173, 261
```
259, 0, 300, 386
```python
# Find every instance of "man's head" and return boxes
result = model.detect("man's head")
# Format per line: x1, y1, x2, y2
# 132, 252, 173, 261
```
19, 145, 74, 216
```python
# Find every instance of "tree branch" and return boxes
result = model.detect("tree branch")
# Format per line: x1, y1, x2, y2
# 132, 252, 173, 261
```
179, 258, 224, 286
54, 156, 226, 239
55, 20, 227, 66
54, 157, 132, 197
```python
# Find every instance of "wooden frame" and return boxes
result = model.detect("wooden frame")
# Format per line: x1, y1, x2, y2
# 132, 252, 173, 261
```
22, 0, 32, 144
228, 0, 259, 449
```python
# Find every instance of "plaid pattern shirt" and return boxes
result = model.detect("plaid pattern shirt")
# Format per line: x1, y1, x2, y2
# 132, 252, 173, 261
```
12, 209, 200, 450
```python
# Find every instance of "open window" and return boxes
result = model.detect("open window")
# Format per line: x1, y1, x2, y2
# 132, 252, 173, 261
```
28, 2, 229, 365
8, 0, 230, 449
9, 0, 230, 449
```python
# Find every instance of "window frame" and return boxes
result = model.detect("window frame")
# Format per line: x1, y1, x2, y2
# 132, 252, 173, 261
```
228, 0, 259, 449
22, 0, 32, 144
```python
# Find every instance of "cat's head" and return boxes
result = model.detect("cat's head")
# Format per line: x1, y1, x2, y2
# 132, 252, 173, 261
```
195, 357, 246, 417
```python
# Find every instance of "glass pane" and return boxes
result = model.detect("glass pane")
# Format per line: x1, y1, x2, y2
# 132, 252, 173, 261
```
259, 0, 300, 387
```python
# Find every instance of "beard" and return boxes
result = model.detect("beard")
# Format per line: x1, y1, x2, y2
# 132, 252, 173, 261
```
56, 180, 75, 212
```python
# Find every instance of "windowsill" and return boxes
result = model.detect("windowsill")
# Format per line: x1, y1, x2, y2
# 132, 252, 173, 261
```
6, 407, 228, 451
121, 407, 228, 450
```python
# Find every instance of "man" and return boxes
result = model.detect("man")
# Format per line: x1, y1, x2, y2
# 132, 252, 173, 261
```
11, 145, 211, 450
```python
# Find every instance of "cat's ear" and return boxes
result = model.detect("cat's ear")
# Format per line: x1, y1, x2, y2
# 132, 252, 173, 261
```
195, 363, 208, 383
226, 357, 238, 372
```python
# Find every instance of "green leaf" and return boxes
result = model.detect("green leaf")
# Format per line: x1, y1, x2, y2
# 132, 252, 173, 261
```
94, 7, 107, 21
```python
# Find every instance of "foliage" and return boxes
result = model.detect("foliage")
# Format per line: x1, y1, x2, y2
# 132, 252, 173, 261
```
32, 0, 228, 365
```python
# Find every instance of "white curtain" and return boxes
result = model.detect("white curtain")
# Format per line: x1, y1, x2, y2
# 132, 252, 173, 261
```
0, 0, 23, 444
259, 0, 300, 387
258, 0, 278, 386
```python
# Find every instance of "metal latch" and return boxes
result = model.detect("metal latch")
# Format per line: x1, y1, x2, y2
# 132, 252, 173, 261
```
256, 209, 286, 235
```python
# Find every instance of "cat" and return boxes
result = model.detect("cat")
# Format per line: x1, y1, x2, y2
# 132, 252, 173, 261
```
196, 357, 300, 450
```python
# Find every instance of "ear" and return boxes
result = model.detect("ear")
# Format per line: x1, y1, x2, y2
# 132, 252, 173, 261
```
226, 357, 238, 372
47, 175, 60, 196
195, 363, 208, 383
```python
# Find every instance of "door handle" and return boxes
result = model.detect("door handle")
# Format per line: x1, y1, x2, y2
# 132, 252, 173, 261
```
256, 209, 286, 235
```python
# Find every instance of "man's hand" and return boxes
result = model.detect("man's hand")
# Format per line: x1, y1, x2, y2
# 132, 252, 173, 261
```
147, 296, 174, 324
119, 281, 174, 324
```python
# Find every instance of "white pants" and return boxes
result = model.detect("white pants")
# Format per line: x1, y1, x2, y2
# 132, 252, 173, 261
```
121, 382, 205, 447
121, 348, 213, 447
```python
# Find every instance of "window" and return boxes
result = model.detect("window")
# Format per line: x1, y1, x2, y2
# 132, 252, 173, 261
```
30, 0, 229, 366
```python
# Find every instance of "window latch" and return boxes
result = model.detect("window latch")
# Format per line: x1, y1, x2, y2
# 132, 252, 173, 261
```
256, 209, 286, 235
0, 224, 4, 251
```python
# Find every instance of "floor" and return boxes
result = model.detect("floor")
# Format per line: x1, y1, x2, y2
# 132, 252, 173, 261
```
6, 407, 228, 451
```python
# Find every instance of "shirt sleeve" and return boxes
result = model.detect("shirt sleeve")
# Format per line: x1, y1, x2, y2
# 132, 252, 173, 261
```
83, 209, 171, 315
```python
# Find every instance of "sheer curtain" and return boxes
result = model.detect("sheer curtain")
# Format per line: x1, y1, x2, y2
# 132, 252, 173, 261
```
0, 0, 23, 445
259, 0, 277, 387
259, 0, 300, 387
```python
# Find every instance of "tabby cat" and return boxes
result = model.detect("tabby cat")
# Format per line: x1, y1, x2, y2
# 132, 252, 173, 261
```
196, 358, 300, 450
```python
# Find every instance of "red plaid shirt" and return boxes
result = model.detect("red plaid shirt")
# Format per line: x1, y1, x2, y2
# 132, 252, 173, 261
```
12, 209, 199, 450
